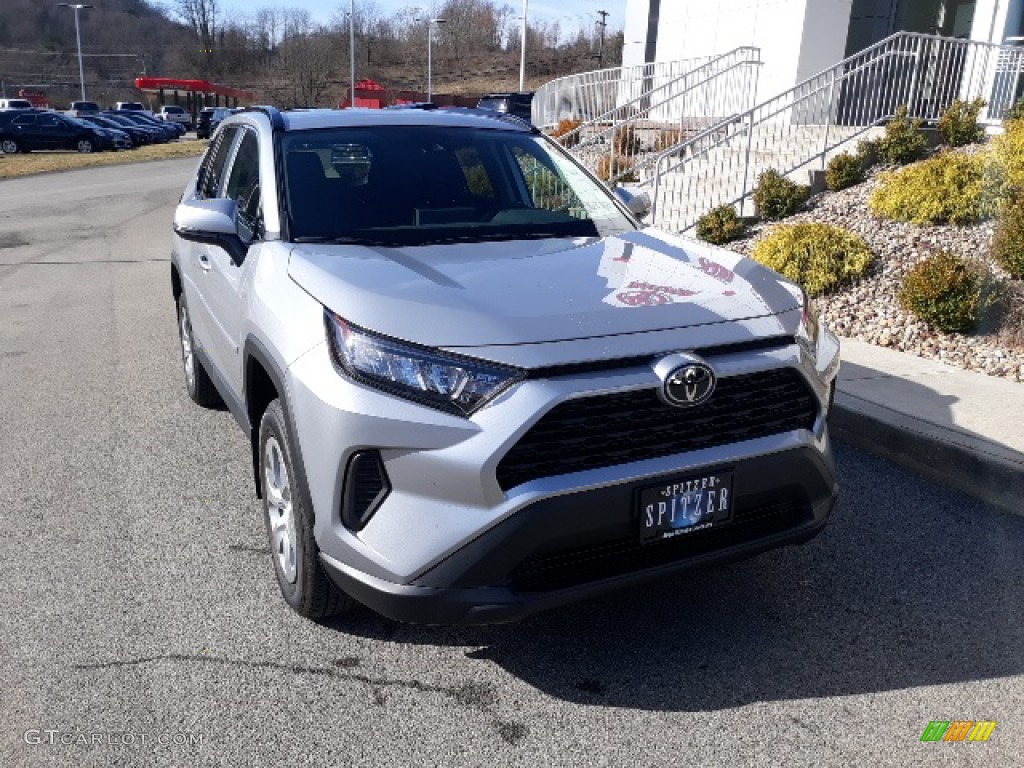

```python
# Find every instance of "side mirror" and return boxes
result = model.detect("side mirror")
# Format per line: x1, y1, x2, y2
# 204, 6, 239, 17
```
173, 198, 247, 264
615, 185, 652, 220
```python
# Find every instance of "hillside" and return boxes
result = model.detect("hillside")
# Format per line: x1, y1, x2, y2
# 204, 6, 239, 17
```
0, 0, 622, 109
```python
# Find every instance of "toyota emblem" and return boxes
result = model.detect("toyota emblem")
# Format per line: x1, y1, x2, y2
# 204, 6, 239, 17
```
663, 363, 716, 407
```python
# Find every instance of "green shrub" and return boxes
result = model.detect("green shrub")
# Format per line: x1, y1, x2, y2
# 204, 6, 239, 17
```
1000, 281, 1024, 349
878, 105, 928, 165
1004, 99, 1024, 123
899, 251, 1002, 333
752, 168, 810, 220
868, 151, 996, 225
992, 188, 1024, 278
937, 98, 986, 147
695, 204, 747, 245
855, 138, 881, 170
825, 152, 865, 191
992, 118, 1024, 193
750, 222, 874, 297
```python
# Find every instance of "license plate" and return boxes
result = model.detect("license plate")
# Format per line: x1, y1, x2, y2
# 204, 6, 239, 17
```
638, 471, 734, 540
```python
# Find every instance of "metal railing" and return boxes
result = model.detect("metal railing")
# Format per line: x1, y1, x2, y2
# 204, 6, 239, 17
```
532, 52, 756, 130
646, 32, 1024, 233
549, 47, 762, 186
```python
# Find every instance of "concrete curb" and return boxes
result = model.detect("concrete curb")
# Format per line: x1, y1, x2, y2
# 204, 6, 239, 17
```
831, 393, 1024, 516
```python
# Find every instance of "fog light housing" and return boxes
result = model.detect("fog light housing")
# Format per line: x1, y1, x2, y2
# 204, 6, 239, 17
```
341, 450, 390, 531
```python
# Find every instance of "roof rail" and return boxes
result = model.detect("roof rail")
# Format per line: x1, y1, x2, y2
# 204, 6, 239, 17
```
242, 105, 284, 130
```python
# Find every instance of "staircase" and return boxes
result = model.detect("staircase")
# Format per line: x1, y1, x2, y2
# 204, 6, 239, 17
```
534, 48, 762, 185
642, 32, 1024, 233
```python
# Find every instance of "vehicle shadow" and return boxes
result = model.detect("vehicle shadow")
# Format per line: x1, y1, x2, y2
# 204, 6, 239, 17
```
329, 441, 1024, 711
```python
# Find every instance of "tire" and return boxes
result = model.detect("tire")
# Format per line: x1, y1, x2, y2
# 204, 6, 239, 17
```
77, 137, 95, 153
0, 138, 18, 154
259, 399, 355, 620
176, 295, 221, 408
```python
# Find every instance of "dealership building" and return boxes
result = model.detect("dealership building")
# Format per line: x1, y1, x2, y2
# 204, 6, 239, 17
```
623, 1, 1022, 99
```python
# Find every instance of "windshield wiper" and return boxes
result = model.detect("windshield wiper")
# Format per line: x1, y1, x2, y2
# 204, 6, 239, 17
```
292, 235, 393, 246
416, 231, 580, 245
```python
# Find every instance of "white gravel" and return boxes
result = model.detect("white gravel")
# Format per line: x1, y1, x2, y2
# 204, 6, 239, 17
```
725, 161, 1024, 383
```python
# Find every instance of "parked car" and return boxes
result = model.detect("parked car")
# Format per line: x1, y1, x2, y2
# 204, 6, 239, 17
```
105, 111, 177, 141
156, 105, 192, 129
115, 110, 184, 138
0, 110, 109, 153
65, 115, 131, 150
171, 105, 839, 624
195, 107, 233, 139
0, 98, 35, 111
114, 101, 152, 116
67, 101, 100, 117
78, 114, 147, 147
477, 92, 534, 122
98, 113, 164, 144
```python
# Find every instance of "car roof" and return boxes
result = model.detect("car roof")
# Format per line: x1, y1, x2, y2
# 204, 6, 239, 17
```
241, 107, 534, 134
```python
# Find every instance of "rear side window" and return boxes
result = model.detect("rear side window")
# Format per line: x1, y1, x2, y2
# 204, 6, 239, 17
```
196, 125, 239, 199
223, 129, 262, 241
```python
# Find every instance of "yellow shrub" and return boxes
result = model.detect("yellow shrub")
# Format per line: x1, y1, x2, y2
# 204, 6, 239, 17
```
868, 151, 997, 225
991, 119, 1024, 192
596, 154, 637, 183
751, 222, 874, 297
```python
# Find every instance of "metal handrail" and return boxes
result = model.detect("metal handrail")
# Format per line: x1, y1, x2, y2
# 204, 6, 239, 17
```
645, 31, 1024, 232
532, 55, 735, 129
542, 47, 761, 186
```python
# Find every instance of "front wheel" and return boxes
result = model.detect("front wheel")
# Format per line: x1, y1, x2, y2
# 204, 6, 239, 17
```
77, 138, 95, 153
260, 400, 355, 620
176, 295, 221, 407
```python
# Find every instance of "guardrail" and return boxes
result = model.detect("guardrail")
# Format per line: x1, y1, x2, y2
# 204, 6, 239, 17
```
546, 48, 762, 186
645, 32, 1024, 233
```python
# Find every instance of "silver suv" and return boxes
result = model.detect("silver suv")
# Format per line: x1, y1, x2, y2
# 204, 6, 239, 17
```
171, 106, 840, 624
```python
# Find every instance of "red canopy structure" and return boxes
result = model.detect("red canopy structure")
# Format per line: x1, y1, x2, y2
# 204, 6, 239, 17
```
134, 77, 255, 116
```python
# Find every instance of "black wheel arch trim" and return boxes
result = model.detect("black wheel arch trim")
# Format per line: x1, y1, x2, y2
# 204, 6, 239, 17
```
243, 335, 315, 516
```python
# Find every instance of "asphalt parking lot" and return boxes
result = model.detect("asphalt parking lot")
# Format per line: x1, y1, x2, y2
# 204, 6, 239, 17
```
1, 159, 1022, 766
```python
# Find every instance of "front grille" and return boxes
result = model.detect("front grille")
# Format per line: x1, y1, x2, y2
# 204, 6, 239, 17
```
496, 368, 818, 490
510, 495, 807, 593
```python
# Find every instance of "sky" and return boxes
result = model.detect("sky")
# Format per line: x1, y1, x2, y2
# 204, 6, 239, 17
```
217, 0, 628, 35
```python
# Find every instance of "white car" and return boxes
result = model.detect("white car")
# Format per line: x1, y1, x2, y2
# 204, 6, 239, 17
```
156, 105, 192, 128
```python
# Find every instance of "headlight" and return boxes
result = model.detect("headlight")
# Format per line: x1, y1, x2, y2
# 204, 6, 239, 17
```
796, 289, 820, 361
325, 312, 525, 416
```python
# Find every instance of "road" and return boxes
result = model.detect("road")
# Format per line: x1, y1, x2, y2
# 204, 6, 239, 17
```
1, 160, 1022, 767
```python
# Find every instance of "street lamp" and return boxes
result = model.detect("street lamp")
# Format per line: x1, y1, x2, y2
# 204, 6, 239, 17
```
349, 0, 355, 107
427, 17, 446, 103
58, 3, 93, 102
519, 0, 528, 93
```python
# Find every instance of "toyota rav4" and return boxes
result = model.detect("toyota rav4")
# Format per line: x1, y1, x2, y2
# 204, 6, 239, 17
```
171, 106, 840, 624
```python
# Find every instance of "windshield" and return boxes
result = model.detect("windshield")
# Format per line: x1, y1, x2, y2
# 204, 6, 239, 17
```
282, 126, 634, 246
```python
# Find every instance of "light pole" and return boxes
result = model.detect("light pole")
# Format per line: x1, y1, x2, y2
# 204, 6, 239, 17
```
349, 0, 355, 107
58, 3, 92, 102
427, 18, 446, 102
519, 0, 528, 93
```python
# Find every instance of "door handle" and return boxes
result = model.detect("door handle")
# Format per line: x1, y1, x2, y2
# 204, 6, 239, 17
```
197, 252, 212, 271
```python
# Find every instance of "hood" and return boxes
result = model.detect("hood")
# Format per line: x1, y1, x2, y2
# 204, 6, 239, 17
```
287, 229, 800, 348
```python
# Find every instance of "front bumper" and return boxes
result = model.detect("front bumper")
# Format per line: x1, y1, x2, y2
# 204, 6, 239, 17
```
320, 443, 836, 625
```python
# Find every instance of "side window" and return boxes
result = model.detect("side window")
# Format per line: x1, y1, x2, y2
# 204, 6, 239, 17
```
38, 114, 59, 127
13, 114, 36, 126
196, 125, 239, 200
223, 129, 262, 242
455, 146, 495, 200
509, 145, 585, 216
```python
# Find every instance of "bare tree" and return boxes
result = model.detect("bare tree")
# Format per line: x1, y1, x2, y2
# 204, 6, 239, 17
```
175, 0, 220, 78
